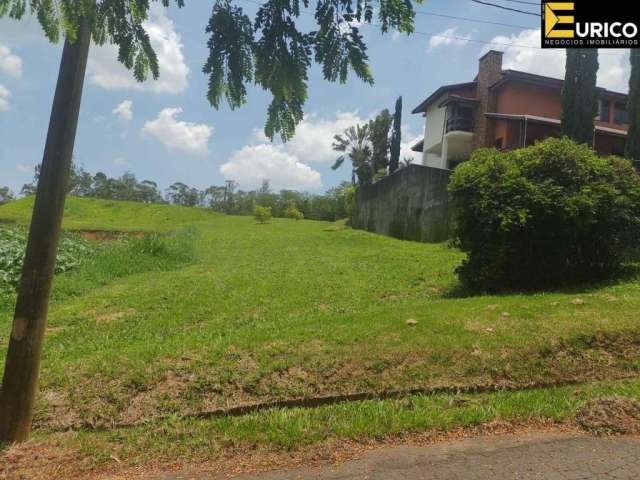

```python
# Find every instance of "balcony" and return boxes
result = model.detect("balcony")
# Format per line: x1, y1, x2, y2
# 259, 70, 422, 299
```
445, 102, 474, 133
446, 115, 473, 133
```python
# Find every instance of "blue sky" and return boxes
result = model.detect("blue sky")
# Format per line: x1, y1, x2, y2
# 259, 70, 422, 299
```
0, 1, 631, 195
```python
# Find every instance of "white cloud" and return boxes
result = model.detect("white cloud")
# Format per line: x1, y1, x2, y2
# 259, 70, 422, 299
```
220, 143, 322, 191
482, 29, 631, 93
112, 100, 133, 122
285, 111, 367, 164
0, 84, 10, 111
88, 4, 189, 94
597, 50, 631, 93
16, 163, 32, 174
142, 108, 213, 156
0, 42, 22, 78
429, 28, 471, 51
400, 128, 423, 165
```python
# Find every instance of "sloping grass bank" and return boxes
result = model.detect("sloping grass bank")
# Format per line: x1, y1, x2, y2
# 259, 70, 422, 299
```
0, 196, 639, 477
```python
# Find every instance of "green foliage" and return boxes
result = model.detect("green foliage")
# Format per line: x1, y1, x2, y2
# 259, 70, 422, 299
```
35, 229, 195, 308
166, 182, 201, 207
0, 225, 91, 298
332, 123, 372, 185
127, 229, 196, 263
369, 108, 393, 174
561, 49, 599, 145
22, 163, 165, 204
0, 0, 185, 83
332, 103, 402, 183
204, 1, 254, 111
449, 137, 640, 291
254, 205, 272, 224
626, 50, 640, 161
389, 96, 402, 173
203, 0, 413, 141
285, 203, 304, 220
0, 186, 13, 205
343, 183, 356, 219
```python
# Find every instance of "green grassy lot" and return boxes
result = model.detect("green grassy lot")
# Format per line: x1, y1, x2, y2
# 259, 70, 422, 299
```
1, 196, 639, 473
0, 195, 216, 232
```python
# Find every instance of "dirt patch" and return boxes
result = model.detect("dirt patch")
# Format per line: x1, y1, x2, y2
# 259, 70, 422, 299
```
0, 433, 84, 480
576, 396, 640, 434
120, 370, 195, 425
77, 230, 146, 241
34, 390, 83, 431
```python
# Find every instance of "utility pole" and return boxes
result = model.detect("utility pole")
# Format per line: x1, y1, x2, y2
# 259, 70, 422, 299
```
0, 19, 91, 444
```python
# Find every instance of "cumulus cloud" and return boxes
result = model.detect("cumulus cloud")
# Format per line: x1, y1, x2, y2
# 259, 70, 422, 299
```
220, 144, 322, 191
285, 111, 367, 164
0, 84, 10, 111
88, 4, 189, 94
597, 50, 631, 93
429, 28, 471, 51
142, 107, 213, 156
219, 111, 371, 191
400, 128, 423, 165
482, 29, 631, 92
0, 43, 22, 78
112, 100, 133, 122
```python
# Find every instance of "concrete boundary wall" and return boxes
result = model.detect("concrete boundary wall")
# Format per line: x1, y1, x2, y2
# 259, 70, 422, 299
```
352, 164, 453, 243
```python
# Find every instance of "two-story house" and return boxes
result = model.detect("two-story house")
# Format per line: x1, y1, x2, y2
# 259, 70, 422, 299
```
411, 50, 630, 170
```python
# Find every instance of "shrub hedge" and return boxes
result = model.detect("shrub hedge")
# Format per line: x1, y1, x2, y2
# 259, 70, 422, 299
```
449, 137, 640, 291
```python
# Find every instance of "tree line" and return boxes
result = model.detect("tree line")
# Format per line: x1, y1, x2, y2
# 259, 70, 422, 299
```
1, 165, 354, 223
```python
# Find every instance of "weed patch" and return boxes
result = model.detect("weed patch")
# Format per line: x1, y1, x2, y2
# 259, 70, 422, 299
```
576, 396, 640, 434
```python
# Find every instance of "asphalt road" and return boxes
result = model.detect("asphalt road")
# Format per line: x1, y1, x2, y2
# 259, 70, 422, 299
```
158, 432, 640, 480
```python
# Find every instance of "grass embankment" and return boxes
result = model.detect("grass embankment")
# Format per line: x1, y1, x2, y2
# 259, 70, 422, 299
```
1, 196, 639, 476
0, 195, 216, 232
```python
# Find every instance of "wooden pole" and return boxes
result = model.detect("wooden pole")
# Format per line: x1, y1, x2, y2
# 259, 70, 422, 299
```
0, 19, 91, 444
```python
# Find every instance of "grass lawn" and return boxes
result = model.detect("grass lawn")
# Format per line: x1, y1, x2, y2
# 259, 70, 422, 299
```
1, 196, 639, 476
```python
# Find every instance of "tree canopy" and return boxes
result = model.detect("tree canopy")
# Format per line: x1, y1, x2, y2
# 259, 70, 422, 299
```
1, 0, 417, 141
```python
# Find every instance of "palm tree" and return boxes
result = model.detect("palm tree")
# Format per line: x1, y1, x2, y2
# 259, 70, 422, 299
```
331, 124, 373, 185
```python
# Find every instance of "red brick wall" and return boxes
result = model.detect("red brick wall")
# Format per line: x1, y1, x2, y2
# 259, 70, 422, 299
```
473, 51, 503, 150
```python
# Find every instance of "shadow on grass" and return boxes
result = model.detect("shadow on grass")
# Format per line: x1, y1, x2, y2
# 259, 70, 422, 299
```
442, 263, 640, 299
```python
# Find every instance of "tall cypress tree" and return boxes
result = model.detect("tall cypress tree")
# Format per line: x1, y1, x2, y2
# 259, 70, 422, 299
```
561, 49, 599, 145
626, 50, 640, 161
390, 96, 402, 173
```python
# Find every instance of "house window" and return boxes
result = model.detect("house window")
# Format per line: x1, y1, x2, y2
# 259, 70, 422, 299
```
445, 105, 473, 133
614, 102, 629, 124
598, 99, 610, 122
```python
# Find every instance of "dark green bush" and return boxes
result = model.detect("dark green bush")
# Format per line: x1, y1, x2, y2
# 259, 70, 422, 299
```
449, 137, 640, 291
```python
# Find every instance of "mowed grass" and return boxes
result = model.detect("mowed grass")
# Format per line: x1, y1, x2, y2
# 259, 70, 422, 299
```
0, 195, 217, 232
1, 196, 640, 473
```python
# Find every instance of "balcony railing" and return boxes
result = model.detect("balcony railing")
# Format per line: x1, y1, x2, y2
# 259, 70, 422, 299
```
446, 115, 473, 133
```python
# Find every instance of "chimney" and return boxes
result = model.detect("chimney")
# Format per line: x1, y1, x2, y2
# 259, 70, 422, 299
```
473, 50, 503, 149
